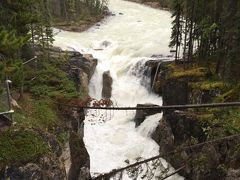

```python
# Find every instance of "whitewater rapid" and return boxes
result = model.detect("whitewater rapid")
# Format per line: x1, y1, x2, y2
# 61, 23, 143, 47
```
54, 0, 183, 179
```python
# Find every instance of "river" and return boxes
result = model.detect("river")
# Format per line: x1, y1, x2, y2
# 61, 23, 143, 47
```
54, 0, 183, 179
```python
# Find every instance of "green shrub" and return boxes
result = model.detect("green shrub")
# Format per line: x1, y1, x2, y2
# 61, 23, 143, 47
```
0, 129, 49, 168
14, 99, 58, 129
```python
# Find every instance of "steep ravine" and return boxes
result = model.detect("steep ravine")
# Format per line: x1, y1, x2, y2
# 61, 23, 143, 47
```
149, 61, 240, 180
54, 0, 185, 179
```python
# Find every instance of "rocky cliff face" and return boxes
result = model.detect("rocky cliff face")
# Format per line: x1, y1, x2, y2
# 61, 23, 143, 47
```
0, 48, 98, 180
149, 61, 240, 180
68, 132, 91, 180
63, 50, 98, 179
68, 51, 98, 95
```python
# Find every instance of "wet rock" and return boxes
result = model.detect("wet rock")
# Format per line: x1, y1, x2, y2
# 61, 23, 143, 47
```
145, 60, 172, 95
125, 160, 130, 164
151, 54, 164, 58
68, 132, 91, 180
71, 108, 85, 133
102, 71, 113, 99
102, 6, 110, 16
145, 59, 163, 68
134, 104, 160, 127
101, 40, 111, 48
152, 116, 174, 154
119, 12, 124, 15
68, 52, 97, 93
69, 52, 97, 80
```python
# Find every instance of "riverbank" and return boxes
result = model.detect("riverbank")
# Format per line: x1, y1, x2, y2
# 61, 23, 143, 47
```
125, 0, 171, 11
53, 13, 109, 32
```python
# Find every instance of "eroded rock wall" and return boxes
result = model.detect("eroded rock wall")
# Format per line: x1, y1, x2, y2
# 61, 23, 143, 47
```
149, 62, 240, 180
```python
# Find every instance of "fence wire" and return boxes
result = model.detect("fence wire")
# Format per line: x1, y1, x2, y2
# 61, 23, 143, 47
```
0, 82, 9, 112
56, 102, 240, 180
93, 133, 240, 180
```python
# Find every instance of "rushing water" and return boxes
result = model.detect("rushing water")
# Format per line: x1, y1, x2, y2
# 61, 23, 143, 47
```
54, 0, 183, 179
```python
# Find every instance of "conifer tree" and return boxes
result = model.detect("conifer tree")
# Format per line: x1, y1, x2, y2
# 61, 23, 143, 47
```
169, 0, 183, 61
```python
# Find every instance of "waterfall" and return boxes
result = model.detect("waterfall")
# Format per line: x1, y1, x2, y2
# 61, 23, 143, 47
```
151, 62, 162, 91
54, 0, 183, 179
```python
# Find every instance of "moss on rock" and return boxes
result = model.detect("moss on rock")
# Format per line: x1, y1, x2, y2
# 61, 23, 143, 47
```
167, 64, 207, 79
214, 85, 240, 103
0, 129, 49, 169
190, 81, 226, 91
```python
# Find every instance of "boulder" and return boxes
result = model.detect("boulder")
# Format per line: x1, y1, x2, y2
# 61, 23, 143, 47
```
102, 71, 113, 99
101, 41, 111, 48
134, 104, 160, 127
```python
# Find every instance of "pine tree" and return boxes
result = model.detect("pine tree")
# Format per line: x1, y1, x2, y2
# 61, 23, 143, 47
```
169, 0, 183, 61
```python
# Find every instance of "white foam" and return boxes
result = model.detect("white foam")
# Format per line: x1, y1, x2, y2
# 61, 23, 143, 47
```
54, 0, 183, 179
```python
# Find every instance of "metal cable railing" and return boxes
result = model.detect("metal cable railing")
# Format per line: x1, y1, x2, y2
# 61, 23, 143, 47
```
56, 101, 240, 110
93, 133, 240, 180
0, 80, 14, 121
